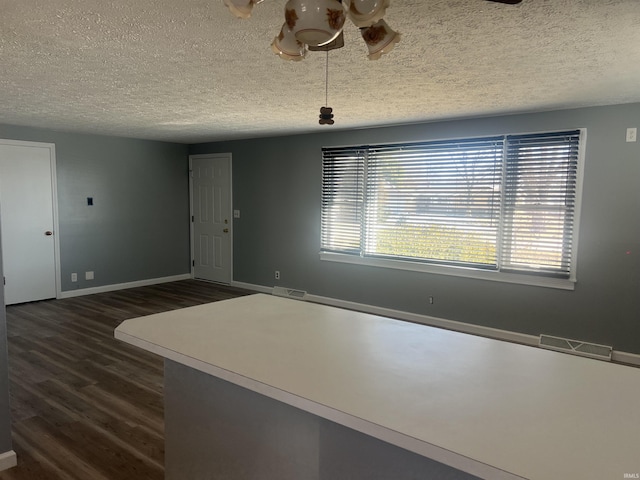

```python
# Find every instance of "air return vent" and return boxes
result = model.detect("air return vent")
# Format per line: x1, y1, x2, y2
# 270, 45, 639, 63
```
539, 335, 612, 361
272, 286, 308, 301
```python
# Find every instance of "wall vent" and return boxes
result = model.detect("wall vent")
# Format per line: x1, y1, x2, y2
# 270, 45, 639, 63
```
272, 286, 308, 301
539, 334, 612, 361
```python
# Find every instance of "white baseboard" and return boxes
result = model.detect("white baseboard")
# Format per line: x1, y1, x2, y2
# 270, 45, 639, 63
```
0, 450, 17, 471
233, 281, 640, 368
612, 350, 640, 367
58, 274, 192, 299
231, 281, 272, 294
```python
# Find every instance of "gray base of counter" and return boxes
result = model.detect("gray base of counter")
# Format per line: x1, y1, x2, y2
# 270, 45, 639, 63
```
165, 360, 480, 480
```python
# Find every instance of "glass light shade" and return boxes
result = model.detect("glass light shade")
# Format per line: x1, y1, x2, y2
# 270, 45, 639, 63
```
348, 0, 390, 28
360, 19, 400, 60
223, 0, 259, 19
271, 23, 306, 61
284, 0, 346, 47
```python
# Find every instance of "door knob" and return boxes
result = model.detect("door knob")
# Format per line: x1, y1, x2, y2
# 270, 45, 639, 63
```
223, 228, 229, 233
45, 231, 53, 236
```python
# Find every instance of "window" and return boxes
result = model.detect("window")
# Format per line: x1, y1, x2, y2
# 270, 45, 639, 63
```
321, 130, 583, 289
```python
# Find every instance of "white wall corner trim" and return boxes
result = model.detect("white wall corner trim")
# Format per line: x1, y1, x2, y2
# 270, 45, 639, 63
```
233, 281, 640, 368
0, 451, 17, 472
58, 274, 192, 299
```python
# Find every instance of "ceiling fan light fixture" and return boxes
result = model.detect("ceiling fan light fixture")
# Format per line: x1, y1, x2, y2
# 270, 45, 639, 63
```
347, 0, 390, 28
285, 0, 346, 47
361, 18, 400, 60
271, 23, 307, 61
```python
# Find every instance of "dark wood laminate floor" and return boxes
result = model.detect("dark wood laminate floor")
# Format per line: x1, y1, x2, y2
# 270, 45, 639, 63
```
0, 280, 251, 480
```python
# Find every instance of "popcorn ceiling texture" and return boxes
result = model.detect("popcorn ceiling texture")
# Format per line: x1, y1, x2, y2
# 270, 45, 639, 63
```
1, 0, 639, 143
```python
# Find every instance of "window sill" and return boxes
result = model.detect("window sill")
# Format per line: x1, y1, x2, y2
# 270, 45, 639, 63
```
319, 252, 576, 291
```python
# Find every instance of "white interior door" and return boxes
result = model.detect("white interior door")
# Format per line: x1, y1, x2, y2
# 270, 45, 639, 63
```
0, 140, 58, 305
190, 154, 232, 284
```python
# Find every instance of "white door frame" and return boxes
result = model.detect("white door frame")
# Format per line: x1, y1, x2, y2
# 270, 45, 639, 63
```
188, 153, 233, 283
0, 138, 62, 300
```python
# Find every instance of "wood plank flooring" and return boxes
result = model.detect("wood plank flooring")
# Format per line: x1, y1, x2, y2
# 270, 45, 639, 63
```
0, 280, 251, 480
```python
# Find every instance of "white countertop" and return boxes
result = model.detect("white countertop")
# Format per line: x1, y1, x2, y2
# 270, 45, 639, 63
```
115, 294, 640, 480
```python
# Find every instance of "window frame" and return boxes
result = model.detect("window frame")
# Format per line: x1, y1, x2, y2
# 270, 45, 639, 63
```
319, 129, 586, 290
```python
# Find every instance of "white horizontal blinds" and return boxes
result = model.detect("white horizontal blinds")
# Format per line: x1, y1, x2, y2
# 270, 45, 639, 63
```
321, 147, 366, 253
321, 130, 582, 281
365, 138, 504, 267
501, 130, 581, 277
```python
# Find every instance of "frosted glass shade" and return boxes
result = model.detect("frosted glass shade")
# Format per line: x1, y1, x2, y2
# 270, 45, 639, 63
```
223, 0, 261, 19
284, 0, 346, 47
361, 19, 400, 60
348, 0, 390, 27
271, 23, 307, 61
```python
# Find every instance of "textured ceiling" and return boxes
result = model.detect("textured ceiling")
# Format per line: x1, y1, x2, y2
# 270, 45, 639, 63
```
1, 0, 639, 143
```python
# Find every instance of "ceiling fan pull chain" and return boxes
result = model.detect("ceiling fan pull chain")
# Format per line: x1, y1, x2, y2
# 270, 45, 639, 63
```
319, 50, 335, 125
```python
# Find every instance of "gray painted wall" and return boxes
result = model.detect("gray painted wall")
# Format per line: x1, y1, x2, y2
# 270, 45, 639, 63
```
0, 125, 190, 457
0, 124, 191, 291
190, 103, 640, 354
0, 230, 13, 454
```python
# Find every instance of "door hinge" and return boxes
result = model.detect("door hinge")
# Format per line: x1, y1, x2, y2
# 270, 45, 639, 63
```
191, 215, 194, 222
192, 260, 195, 267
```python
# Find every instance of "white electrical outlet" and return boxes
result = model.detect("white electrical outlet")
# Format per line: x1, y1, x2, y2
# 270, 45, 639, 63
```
626, 127, 637, 142
234, 209, 241, 218
71, 272, 77, 282
85, 271, 94, 280
275, 270, 280, 280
